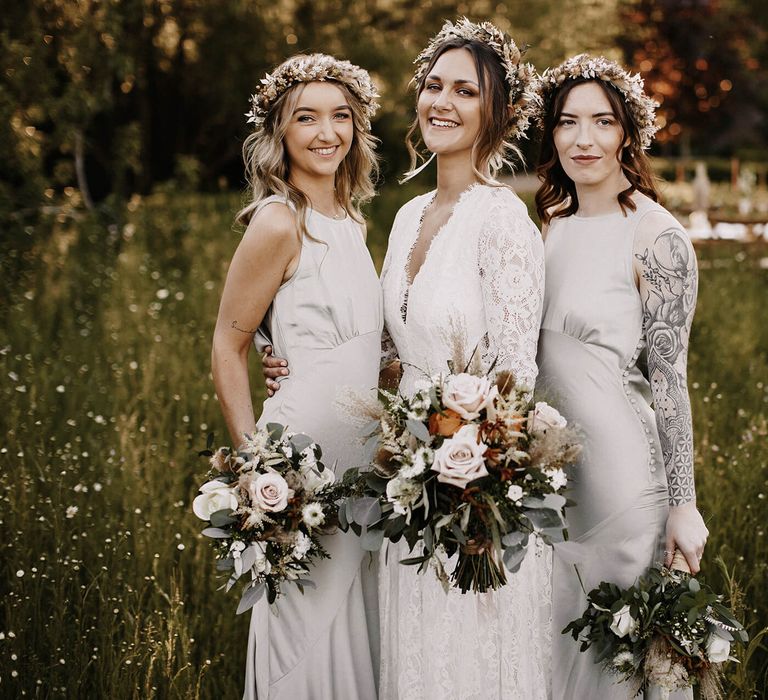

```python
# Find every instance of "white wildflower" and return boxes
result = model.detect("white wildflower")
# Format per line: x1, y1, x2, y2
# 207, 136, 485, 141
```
302, 502, 325, 528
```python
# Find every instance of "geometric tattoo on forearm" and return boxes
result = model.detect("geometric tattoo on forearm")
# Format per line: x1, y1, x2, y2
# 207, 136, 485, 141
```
635, 227, 698, 506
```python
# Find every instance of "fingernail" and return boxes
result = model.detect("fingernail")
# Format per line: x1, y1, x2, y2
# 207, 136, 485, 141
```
282, 369, 288, 375
280, 361, 287, 367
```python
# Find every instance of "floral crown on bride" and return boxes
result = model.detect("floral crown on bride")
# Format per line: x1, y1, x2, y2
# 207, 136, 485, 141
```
533, 54, 659, 150
246, 53, 380, 131
412, 17, 538, 140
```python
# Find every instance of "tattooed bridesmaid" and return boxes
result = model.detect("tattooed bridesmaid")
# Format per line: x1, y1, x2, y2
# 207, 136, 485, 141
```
532, 55, 708, 699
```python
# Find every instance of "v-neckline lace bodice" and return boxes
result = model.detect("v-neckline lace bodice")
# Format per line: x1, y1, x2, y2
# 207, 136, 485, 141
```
378, 184, 552, 700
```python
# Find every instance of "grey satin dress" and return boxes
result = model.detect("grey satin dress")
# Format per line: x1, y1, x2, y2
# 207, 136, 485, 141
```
536, 194, 692, 699
243, 196, 381, 700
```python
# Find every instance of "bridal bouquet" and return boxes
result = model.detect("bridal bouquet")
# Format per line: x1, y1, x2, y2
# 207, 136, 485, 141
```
563, 560, 748, 698
193, 424, 346, 613
340, 369, 581, 593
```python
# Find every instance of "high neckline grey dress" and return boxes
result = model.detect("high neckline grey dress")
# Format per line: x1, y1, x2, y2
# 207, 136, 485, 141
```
243, 196, 382, 700
537, 193, 692, 699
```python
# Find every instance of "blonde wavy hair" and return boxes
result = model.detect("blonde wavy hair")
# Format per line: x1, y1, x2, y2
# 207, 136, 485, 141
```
237, 79, 379, 238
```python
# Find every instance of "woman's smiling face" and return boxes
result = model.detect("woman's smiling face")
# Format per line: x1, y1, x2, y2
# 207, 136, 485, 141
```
418, 48, 482, 158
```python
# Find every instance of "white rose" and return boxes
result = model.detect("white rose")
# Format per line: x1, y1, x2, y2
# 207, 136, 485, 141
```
705, 635, 731, 663
506, 484, 525, 505
192, 480, 239, 521
545, 467, 568, 491
529, 402, 568, 436
431, 424, 489, 489
252, 472, 291, 512
442, 373, 498, 420
609, 604, 638, 638
303, 466, 336, 493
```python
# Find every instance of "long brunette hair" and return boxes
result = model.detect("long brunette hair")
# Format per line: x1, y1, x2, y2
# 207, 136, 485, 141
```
535, 77, 659, 225
404, 38, 520, 183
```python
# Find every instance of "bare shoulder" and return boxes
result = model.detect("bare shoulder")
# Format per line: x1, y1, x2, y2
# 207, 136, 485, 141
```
241, 201, 301, 255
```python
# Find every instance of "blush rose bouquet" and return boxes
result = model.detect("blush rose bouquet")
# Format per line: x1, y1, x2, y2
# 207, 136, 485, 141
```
564, 554, 748, 699
193, 423, 347, 612
340, 368, 582, 593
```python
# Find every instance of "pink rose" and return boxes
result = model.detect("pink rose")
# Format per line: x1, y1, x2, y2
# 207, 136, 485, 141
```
528, 402, 567, 436
250, 472, 292, 512
442, 373, 498, 420
431, 424, 489, 489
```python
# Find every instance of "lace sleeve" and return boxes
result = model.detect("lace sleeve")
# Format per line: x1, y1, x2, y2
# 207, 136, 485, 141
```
476, 194, 545, 393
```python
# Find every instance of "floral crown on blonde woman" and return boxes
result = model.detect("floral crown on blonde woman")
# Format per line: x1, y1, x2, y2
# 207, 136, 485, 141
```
245, 53, 380, 131
533, 53, 659, 150
412, 17, 538, 140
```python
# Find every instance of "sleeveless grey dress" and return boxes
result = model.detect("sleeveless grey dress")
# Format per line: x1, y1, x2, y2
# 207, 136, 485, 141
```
243, 196, 382, 700
536, 194, 692, 699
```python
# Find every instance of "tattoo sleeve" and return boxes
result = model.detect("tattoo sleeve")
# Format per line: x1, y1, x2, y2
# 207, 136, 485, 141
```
635, 227, 698, 506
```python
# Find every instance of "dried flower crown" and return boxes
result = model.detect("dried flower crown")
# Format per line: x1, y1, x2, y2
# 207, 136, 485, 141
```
246, 53, 380, 131
533, 53, 659, 150
413, 18, 538, 140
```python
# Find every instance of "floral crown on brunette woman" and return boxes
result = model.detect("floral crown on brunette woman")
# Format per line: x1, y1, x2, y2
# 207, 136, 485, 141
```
412, 17, 538, 140
246, 53, 380, 131
533, 54, 659, 149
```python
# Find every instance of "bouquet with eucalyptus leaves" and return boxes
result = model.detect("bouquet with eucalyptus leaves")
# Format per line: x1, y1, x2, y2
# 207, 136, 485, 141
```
193, 424, 347, 613
340, 368, 581, 593
564, 557, 748, 699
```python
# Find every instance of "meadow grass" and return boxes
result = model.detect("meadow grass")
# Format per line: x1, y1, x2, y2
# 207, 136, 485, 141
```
1, 190, 766, 698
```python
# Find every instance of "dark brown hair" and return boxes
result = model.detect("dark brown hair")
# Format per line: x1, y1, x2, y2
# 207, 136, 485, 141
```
535, 77, 659, 224
404, 38, 519, 182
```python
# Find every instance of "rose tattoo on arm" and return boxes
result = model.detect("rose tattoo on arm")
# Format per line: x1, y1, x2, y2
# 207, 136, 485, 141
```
635, 227, 698, 506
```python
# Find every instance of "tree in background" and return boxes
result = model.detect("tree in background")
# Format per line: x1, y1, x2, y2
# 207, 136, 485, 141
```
617, 0, 767, 156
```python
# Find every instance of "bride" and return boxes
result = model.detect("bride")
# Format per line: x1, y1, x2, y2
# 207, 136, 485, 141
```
264, 19, 551, 699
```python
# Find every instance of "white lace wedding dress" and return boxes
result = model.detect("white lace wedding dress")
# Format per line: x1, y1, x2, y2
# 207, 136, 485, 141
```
378, 184, 552, 700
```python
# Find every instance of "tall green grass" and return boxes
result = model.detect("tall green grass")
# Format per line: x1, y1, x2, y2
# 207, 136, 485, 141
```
0, 192, 766, 698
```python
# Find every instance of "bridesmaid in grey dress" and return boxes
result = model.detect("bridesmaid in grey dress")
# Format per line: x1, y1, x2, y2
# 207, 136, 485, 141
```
211, 54, 381, 700
532, 55, 709, 699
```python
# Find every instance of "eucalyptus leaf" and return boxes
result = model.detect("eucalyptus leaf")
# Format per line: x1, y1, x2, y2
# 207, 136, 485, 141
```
350, 496, 382, 526
525, 508, 564, 530
362, 419, 381, 437
266, 423, 284, 440
338, 501, 349, 530
502, 531, 527, 548
202, 527, 231, 539
239, 544, 258, 574
290, 433, 313, 454
363, 433, 380, 463
405, 418, 431, 443
503, 544, 527, 573
210, 509, 237, 527
236, 582, 266, 615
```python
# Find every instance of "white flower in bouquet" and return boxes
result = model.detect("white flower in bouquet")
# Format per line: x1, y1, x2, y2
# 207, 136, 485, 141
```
302, 502, 325, 528
193, 480, 239, 520
609, 604, 638, 638
442, 373, 498, 420
240, 431, 269, 457
506, 484, 525, 505
243, 507, 268, 529
705, 634, 731, 663
529, 402, 568, 436
303, 465, 336, 493
281, 444, 294, 459
545, 467, 568, 491
251, 472, 292, 512
400, 447, 432, 478
252, 541, 271, 574
293, 532, 312, 560
385, 476, 422, 515
610, 650, 636, 672
431, 424, 489, 488
229, 540, 247, 575
299, 445, 318, 470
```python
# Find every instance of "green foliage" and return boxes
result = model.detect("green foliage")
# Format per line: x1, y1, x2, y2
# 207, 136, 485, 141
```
0, 192, 766, 697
